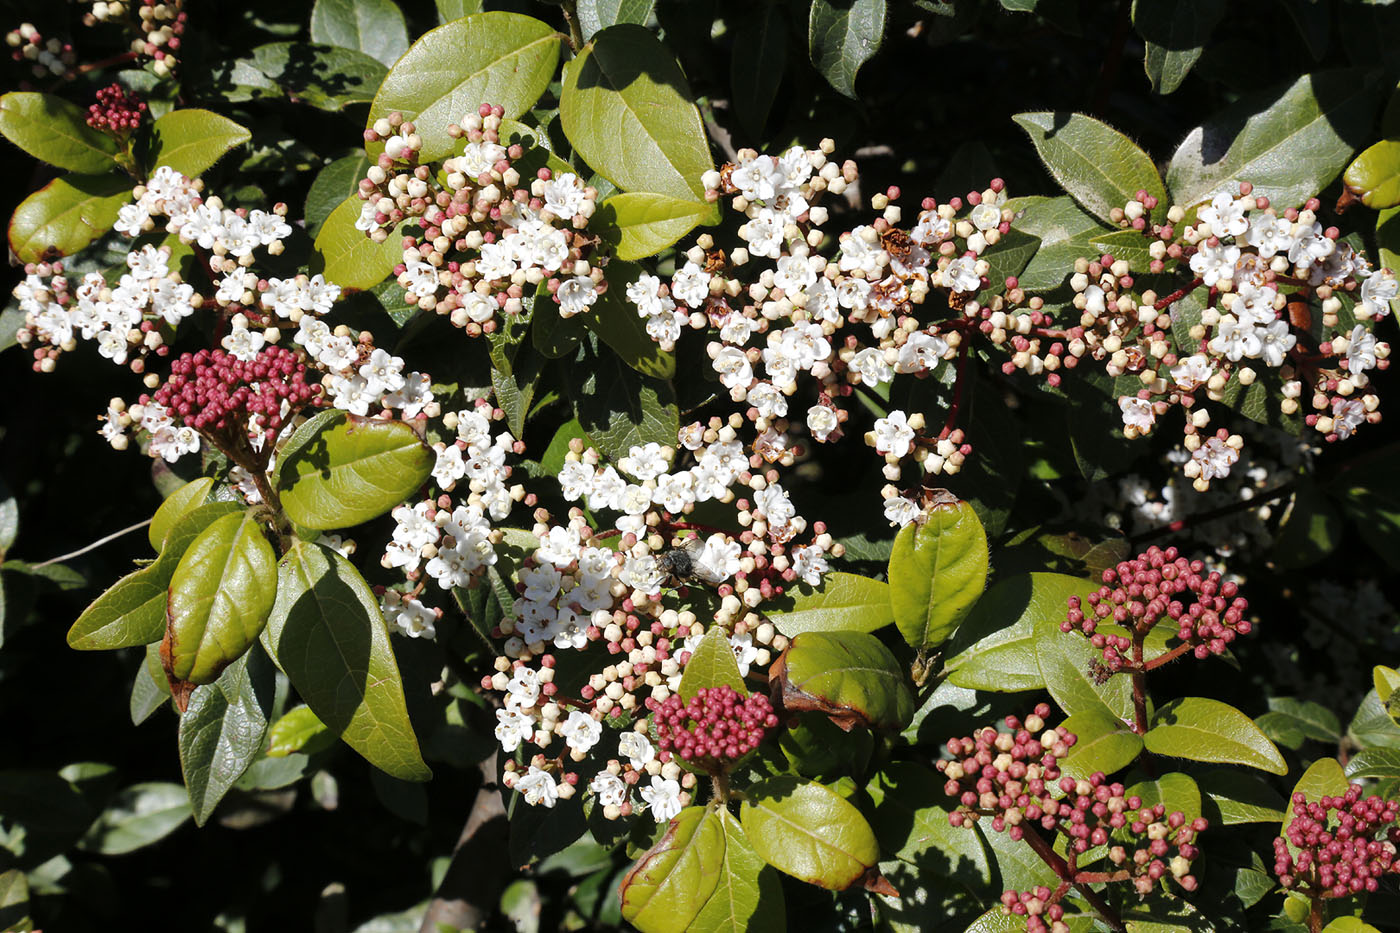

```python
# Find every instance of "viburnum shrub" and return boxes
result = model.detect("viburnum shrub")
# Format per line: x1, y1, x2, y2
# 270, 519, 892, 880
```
1, 2, 1399, 932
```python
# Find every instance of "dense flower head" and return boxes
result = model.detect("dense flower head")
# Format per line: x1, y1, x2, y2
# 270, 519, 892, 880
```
86, 82, 146, 134
1063, 545, 1251, 669
148, 345, 321, 445
647, 686, 777, 766
1273, 785, 1400, 898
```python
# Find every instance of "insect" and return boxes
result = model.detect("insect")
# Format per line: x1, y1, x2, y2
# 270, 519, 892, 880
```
655, 535, 710, 586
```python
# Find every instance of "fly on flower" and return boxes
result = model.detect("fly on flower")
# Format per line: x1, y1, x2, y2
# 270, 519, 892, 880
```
655, 535, 708, 588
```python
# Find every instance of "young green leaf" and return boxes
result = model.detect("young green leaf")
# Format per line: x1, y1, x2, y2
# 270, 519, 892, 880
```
311, 194, 404, 290
266, 705, 336, 757
1282, 757, 1348, 859
1144, 697, 1287, 774
148, 476, 215, 550
619, 806, 725, 933
1126, 771, 1202, 826
678, 626, 748, 701
1030, 574, 1134, 721
560, 24, 716, 206
739, 776, 880, 889
8, 174, 131, 263
1344, 747, 1400, 781
1058, 708, 1145, 779
943, 572, 1087, 692
275, 409, 434, 530
1344, 138, 1400, 209
690, 808, 785, 932
597, 192, 716, 260
808, 0, 887, 98
165, 509, 278, 685
773, 631, 914, 732
0, 92, 119, 172
764, 571, 893, 638
144, 109, 251, 178
178, 644, 275, 826
263, 540, 431, 781
309, 0, 409, 66
1012, 112, 1167, 225
887, 490, 989, 650
367, 12, 562, 161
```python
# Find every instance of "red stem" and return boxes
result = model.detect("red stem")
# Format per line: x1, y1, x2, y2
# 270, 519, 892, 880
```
1153, 278, 1203, 311
1019, 828, 1127, 932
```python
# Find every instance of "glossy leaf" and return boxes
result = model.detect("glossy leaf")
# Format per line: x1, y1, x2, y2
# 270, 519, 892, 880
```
0, 92, 118, 172
1032, 575, 1134, 721
1344, 138, 1400, 209
1059, 708, 1144, 779
275, 409, 434, 530
312, 194, 403, 289
0, 867, 31, 932
131, 644, 169, 725
1256, 696, 1342, 750
368, 12, 562, 161
1003, 195, 1111, 292
1131, 0, 1226, 95
305, 153, 370, 238
560, 24, 716, 204
1322, 920, 1382, 933
68, 502, 242, 650
577, 0, 655, 40
1167, 69, 1384, 209
887, 491, 988, 650
1197, 769, 1286, 825
691, 808, 785, 933
619, 807, 724, 933
1282, 758, 1348, 859
267, 704, 336, 757
148, 477, 215, 550
309, 0, 409, 66
600, 192, 715, 260
1013, 112, 1167, 225
177, 645, 275, 826
1345, 746, 1400, 781
773, 631, 914, 732
678, 626, 748, 701
263, 540, 430, 781
765, 572, 893, 637
868, 761, 992, 886
165, 509, 278, 685
145, 109, 252, 177
566, 342, 679, 463
740, 776, 879, 889
78, 782, 192, 855
1144, 697, 1287, 774
808, 0, 886, 98
247, 43, 387, 111
8, 174, 131, 263
943, 572, 1086, 692
1126, 772, 1202, 826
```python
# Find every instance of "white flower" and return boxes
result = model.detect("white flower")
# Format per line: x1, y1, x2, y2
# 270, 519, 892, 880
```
943, 256, 980, 293
1245, 213, 1294, 259
895, 332, 950, 374
515, 765, 558, 808
741, 208, 784, 258
850, 347, 893, 386
839, 226, 886, 278
494, 708, 534, 752
729, 632, 759, 676
1170, 354, 1213, 389
970, 202, 1001, 232
694, 534, 740, 584
1118, 396, 1155, 433
431, 444, 467, 488
536, 525, 582, 567
1288, 222, 1334, 269
755, 483, 795, 527
505, 667, 541, 709
1192, 437, 1238, 481
884, 496, 920, 527
774, 253, 817, 292
621, 555, 667, 593
806, 404, 839, 442
557, 710, 602, 753
671, 262, 711, 308
1347, 324, 1379, 375
620, 442, 669, 481
542, 172, 586, 218
589, 771, 627, 807
360, 348, 407, 395
556, 275, 597, 317
791, 545, 828, 586
1208, 318, 1261, 362
1255, 319, 1296, 368
400, 261, 439, 299
1230, 283, 1278, 328
618, 731, 655, 770
712, 347, 753, 390
1189, 242, 1241, 287
1361, 268, 1398, 319
872, 411, 915, 458
639, 775, 683, 822
1198, 189, 1250, 238
221, 322, 265, 362
747, 382, 788, 419
1331, 397, 1366, 439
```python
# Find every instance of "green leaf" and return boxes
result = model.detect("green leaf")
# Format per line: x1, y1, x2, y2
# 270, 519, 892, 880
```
1166, 69, 1384, 210
1323, 918, 1382, 933
148, 477, 215, 550
1256, 696, 1342, 750
165, 509, 278, 685
145, 109, 251, 177
1144, 697, 1287, 774
0, 476, 16, 555
1012, 112, 1167, 225
305, 153, 370, 238
943, 573, 1083, 693
1059, 708, 1144, 779
765, 572, 893, 637
1197, 769, 1286, 825
435, 0, 483, 22
68, 501, 243, 650
775, 631, 914, 732
0, 92, 118, 172
8, 174, 131, 263
310, 0, 409, 66
808, 0, 887, 98
578, 0, 656, 40
1344, 138, 1400, 209
1126, 772, 1202, 826
368, 12, 562, 161
566, 341, 678, 463
1131, 0, 1226, 95
868, 761, 992, 886
599, 192, 715, 260
78, 782, 192, 855
619, 807, 725, 933
1345, 746, 1400, 780
1031, 575, 1134, 721
1282, 758, 1348, 859
275, 409, 434, 530
131, 644, 169, 725
177, 645, 275, 826
730, 2, 786, 136
247, 43, 387, 111
1088, 229, 1154, 270
266, 704, 337, 757
0, 868, 31, 933
1349, 688, 1400, 749
583, 259, 676, 379
691, 809, 785, 933
976, 228, 1041, 300
560, 24, 717, 204
1004, 196, 1113, 292
887, 491, 988, 650
263, 540, 431, 781
678, 626, 748, 701
312, 194, 403, 289
740, 776, 879, 889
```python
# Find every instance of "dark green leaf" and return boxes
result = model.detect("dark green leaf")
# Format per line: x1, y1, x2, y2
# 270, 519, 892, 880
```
1004, 195, 1111, 292
1126, 771, 1202, 826
578, 0, 655, 40
808, 0, 887, 98
1031, 574, 1134, 720
942, 573, 1054, 692
78, 782, 191, 855
599, 192, 714, 260
247, 43, 387, 111
1131, 0, 1226, 95
309, 0, 409, 66
1345, 747, 1400, 781
730, 2, 786, 136
566, 342, 678, 463
178, 645, 275, 825
305, 153, 370, 238
868, 761, 992, 887
1197, 769, 1285, 825
311, 194, 403, 289
1013, 112, 1166, 225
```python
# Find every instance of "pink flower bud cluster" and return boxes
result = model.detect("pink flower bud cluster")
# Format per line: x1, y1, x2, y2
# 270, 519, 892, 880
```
86, 83, 146, 135
999, 886, 1066, 933
148, 346, 321, 445
646, 686, 777, 766
1273, 785, 1400, 898
1064, 545, 1250, 670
